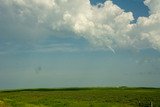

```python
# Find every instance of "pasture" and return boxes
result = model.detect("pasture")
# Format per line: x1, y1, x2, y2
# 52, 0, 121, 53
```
0, 87, 160, 107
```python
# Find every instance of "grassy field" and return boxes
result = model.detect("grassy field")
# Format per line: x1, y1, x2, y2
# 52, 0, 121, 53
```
0, 87, 160, 107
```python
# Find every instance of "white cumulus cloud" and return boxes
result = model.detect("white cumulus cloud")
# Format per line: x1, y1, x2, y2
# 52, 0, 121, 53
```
0, 0, 160, 51
134, 0, 160, 50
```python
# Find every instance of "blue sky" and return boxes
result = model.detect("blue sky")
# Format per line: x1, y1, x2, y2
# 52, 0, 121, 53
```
91, 0, 149, 18
0, 0, 160, 89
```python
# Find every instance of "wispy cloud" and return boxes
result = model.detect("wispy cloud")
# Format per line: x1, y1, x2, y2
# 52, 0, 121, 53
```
0, 42, 80, 54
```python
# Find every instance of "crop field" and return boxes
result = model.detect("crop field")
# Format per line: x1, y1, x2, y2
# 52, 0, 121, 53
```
0, 87, 160, 107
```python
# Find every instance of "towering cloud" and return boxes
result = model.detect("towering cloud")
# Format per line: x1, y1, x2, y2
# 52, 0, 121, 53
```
0, 0, 160, 51
135, 0, 160, 50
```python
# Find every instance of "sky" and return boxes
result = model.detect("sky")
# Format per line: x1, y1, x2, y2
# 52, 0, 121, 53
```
0, 0, 160, 89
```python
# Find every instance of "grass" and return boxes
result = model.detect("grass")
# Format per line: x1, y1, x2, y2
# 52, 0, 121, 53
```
0, 87, 160, 107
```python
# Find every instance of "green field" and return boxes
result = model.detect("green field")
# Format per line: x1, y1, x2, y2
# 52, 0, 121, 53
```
0, 87, 160, 107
